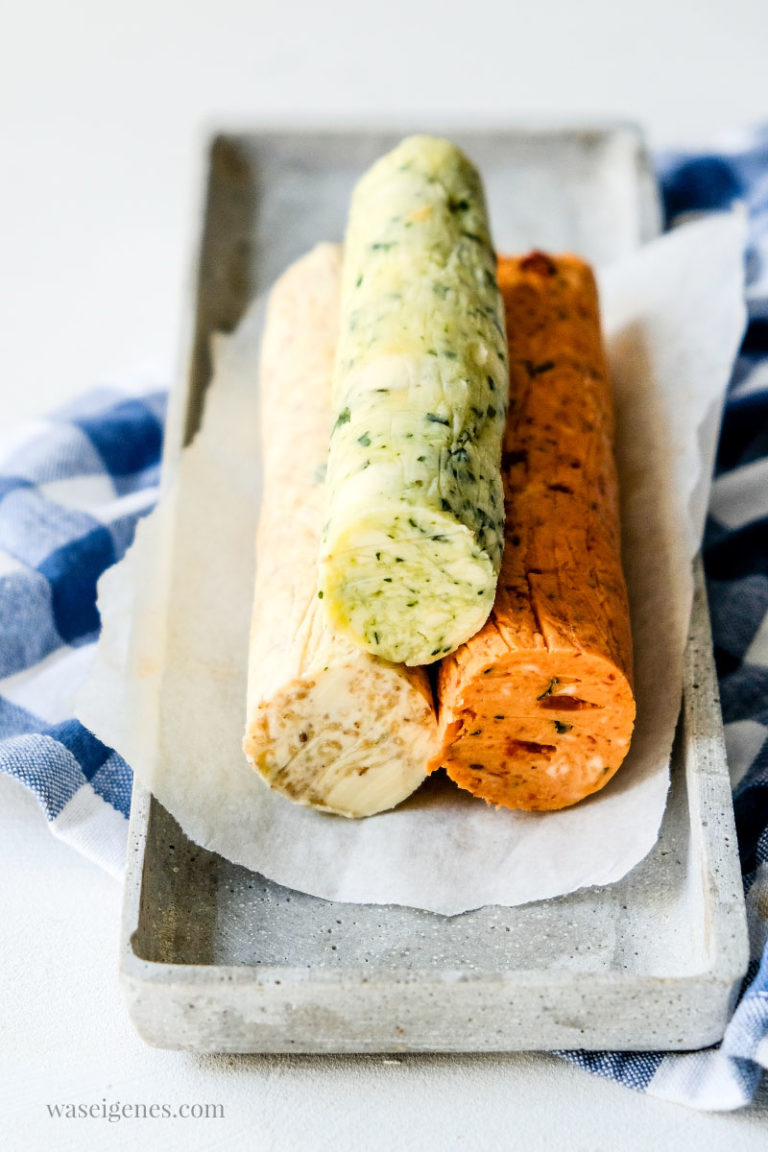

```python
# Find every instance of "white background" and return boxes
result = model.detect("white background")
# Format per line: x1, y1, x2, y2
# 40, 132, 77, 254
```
2, 1, 768, 1147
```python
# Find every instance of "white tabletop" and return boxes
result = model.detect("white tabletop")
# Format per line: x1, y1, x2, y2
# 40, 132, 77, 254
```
2, 1, 768, 1146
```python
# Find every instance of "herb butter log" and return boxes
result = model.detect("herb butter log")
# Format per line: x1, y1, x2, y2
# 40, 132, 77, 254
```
318, 136, 508, 666
433, 252, 636, 811
243, 244, 437, 817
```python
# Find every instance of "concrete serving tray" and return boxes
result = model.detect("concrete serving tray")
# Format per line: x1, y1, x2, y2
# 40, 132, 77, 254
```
121, 125, 748, 1053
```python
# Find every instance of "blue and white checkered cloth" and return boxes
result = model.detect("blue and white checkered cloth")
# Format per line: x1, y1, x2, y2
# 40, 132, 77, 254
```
2, 130, 768, 1110
0, 386, 165, 875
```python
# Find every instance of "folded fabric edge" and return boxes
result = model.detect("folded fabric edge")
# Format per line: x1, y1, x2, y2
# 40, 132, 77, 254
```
50, 783, 127, 879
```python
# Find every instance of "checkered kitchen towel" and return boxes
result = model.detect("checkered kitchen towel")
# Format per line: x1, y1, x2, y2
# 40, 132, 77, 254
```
0, 386, 165, 875
1, 131, 768, 1110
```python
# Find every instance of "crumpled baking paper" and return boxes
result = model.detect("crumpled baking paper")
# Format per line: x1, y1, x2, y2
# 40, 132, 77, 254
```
75, 212, 746, 915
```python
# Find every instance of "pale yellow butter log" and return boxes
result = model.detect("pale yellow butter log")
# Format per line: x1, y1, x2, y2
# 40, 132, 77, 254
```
243, 244, 437, 817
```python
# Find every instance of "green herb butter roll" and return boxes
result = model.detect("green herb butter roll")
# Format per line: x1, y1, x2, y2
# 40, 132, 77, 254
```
319, 135, 508, 666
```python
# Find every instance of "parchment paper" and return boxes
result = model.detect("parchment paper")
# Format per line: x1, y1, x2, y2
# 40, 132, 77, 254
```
75, 213, 746, 915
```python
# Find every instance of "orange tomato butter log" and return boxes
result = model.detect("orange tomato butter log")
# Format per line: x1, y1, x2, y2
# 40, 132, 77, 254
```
432, 252, 636, 811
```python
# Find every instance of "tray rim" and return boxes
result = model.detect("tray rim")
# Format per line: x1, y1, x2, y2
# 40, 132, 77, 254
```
119, 123, 748, 1052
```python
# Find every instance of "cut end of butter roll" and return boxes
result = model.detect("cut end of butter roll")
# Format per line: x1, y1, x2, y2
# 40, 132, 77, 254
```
243, 243, 437, 817
245, 656, 437, 818
319, 136, 507, 666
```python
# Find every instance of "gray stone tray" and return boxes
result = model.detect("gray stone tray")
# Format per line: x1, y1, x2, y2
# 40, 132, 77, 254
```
120, 126, 748, 1053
